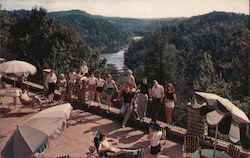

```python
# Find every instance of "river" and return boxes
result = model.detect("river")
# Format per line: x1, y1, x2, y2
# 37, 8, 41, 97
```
100, 36, 143, 72
100, 49, 126, 72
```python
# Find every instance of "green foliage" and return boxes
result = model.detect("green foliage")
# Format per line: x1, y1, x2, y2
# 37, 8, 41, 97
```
6, 9, 184, 54
125, 12, 249, 111
0, 9, 14, 58
50, 10, 131, 53
1, 7, 101, 81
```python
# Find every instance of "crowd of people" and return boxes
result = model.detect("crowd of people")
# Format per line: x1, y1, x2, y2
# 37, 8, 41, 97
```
36, 60, 178, 157
44, 60, 177, 129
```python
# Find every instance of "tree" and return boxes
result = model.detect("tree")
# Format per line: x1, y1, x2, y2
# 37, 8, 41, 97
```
193, 52, 230, 98
230, 29, 249, 100
5, 6, 100, 83
0, 8, 14, 58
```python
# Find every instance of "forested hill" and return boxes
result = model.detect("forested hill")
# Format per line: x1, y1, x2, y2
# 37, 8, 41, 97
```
104, 16, 185, 36
6, 9, 183, 53
125, 12, 249, 106
49, 10, 131, 53
49, 10, 183, 53
0, 7, 103, 76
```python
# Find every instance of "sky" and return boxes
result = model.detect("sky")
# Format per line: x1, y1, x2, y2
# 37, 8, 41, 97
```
0, 0, 249, 18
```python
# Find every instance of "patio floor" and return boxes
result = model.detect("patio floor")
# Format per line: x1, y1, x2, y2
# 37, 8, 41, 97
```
0, 95, 183, 158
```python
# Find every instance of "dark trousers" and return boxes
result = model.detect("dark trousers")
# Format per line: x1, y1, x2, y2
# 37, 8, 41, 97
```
48, 82, 56, 94
151, 98, 162, 122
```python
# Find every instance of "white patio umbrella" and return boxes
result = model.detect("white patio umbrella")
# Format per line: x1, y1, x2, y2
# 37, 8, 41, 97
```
0, 60, 37, 87
1, 103, 73, 158
0, 60, 37, 76
23, 103, 73, 137
193, 92, 250, 157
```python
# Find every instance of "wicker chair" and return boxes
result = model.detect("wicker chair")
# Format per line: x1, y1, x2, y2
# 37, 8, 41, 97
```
183, 135, 200, 158
226, 144, 240, 158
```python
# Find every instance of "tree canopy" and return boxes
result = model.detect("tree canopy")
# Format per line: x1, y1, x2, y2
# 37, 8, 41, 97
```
0, 7, 102, 79
125, 12, 249, 108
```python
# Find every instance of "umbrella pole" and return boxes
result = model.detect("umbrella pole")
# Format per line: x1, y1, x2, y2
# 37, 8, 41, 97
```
213, 125, 218, 158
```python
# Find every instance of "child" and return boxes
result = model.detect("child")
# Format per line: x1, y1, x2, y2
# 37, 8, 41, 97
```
58, 73, 67, 103
148, 123, 163, 157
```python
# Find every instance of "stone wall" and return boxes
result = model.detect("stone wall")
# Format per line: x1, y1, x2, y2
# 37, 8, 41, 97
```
187, 105, 208, 139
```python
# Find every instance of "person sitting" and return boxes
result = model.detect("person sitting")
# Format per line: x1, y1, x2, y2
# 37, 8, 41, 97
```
19, 88, 42, 110
98, 131, 143, 157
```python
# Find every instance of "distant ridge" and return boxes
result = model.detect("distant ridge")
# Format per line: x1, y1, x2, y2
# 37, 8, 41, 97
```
6, 9, 184, 53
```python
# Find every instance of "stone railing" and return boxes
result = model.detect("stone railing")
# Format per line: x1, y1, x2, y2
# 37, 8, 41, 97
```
187, 106, 208, 139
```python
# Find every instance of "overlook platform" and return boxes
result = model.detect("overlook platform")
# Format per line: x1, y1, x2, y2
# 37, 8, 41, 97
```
1, 78, 249, 157
0, 96, 182, 157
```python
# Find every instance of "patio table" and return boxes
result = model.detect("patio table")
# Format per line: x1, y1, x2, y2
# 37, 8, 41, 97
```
192, 149, 231, 158
2, 88, 21, 107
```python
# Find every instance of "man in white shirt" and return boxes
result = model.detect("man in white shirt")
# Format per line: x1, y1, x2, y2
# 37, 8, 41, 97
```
151, 80, 164, 123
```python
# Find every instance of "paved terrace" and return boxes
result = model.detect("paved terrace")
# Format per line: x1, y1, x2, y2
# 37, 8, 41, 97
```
0, 95, 182, 158
1, 79, 250, 157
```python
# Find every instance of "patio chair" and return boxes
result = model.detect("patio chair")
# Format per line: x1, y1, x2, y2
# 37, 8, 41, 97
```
66, 110, 84, 127
183, 134, 200, 158
226, 144, 240, 158
20, 96, 38, 111
87, 131, 143, 158
34, 143, 49, 158
19, 92, 44, 111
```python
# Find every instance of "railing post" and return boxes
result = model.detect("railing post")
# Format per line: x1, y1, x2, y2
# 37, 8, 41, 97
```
77, 79, 87, 104
187, 104, 208, 139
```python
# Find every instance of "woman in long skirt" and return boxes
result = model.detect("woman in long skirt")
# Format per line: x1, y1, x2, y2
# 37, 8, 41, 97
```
45, 69, 57, 103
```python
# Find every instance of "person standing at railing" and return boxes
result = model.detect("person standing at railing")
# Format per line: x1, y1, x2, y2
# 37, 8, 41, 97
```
120, 85, 135, 128
45, 69, 57, 103
117, 69, 137, 99
151, 80, 164, 123
105, 74, 119, 112
164, 83, 177, 125
87, 73, 97, 101
95, 74, 106, 106
126, 69, 137, 90
68, 68, 77, 102
79, 60, 88, 76
58, 73, 67, 103
137, 77, 151, 122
